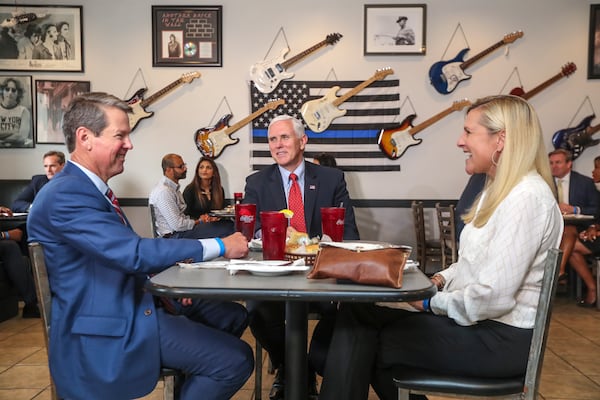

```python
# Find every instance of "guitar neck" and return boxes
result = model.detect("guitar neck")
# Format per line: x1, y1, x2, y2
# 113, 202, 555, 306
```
461, 39, 505, 70
225, 104, 276, 134
282, 39, 331, 69
409, 106, 458, 136
587, 124, 600, 137
140, 78, 184, 108
521, 71, 565, 100
333, 75, 380, 107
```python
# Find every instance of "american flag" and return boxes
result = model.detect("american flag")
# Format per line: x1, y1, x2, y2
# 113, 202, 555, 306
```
250, 78, 401, 172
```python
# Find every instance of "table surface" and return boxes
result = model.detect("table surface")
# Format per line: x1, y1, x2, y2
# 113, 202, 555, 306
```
0, 212, 27, 221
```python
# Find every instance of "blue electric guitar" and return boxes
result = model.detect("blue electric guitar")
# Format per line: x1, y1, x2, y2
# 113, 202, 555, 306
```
429, 31, 523, 94
552, 115, 600, 160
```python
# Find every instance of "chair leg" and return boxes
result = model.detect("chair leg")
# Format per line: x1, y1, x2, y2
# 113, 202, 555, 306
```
596, 258, 600, 311
255, 341, 263, 400
398, 388, 410, 400
162, 374, 175, 400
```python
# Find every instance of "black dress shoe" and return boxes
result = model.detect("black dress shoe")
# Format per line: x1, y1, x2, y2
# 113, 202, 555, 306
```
269, 368, 284, 400
558, 273, 568, 284
22, 303, 40, 319
577, 299, 597, 308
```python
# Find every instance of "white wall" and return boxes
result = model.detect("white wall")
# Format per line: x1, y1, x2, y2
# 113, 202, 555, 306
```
2, 0, 600, 242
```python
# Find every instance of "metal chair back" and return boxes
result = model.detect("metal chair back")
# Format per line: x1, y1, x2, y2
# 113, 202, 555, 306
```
435, 202, 458, 269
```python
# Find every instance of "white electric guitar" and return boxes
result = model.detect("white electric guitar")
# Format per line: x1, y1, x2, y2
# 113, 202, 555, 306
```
250, 33, 342, 94
377, 99, 471, 159
300, 68, 394, 133
195, 99, 285, 158
126, 71, 201, 131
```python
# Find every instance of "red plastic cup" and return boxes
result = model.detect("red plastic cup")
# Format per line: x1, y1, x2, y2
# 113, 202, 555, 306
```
235, 203, 256, 242
260, 211, 287, 260
234, 192, 244, 204
321, 207, 345, 242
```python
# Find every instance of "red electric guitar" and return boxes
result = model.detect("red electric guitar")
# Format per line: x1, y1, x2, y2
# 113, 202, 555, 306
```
510, 62, 576, 99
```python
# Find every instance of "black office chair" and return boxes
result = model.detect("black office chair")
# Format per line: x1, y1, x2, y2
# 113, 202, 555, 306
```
28, 242, 178, 400
394, 248, 562, 400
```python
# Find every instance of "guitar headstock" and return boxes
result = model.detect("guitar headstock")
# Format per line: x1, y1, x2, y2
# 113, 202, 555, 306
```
326, 33, 343, 45
374, 67, 394, 80
266, 99, 285, 110
561, 62, 577, 77
181, 71, 201, 84
451, 99, 471, 111
503, 30, 524, 44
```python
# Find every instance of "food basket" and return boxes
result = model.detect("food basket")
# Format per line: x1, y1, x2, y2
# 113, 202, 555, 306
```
285, 251, 317, 266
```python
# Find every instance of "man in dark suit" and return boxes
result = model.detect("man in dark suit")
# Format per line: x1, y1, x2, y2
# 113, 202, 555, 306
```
12, 150, 65, 212
27, 93, 253, 400
243, 114, 359, 399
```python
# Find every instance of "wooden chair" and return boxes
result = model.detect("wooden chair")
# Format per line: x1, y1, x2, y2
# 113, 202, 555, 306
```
394, 248, 562, 400
411, 201, 442, 274
28, 242, 177, 400
435, 202, 458, 269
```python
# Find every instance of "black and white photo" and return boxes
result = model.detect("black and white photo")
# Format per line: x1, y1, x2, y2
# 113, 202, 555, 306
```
0, 75, 33, 148
364, 4, 426, 55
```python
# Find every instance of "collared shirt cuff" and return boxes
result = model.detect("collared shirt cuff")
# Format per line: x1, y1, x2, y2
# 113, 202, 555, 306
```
199, 239, 222, 260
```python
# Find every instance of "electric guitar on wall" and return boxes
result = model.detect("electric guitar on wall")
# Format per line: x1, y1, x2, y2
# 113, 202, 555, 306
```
126, 71, 201, 131
377, 99, 471, 159
250, 33, 343, 94
429, 31, 523, 95
510, 62, 576, 100
552, 114, 600, 160
195, 99, 285, 159
300, 67, 394, 133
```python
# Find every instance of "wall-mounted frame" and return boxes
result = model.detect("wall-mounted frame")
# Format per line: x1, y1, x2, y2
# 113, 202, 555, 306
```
364, 4, 426, 56
588, 4, 600, 79
35, 79, 90, 144
0, 5, 83, 72
152, 5, 222, 67
0, 75, 34, 148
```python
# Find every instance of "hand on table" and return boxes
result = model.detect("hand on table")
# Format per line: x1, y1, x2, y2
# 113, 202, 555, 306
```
222, 232, 250, 259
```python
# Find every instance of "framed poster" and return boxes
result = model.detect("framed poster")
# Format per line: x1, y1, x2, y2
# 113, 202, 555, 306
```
35, 79, 90, 144
0, 75, 34, 148
588, 4, 600, 79
364, 4, 426, 55
0, 5, 83, 72
152, 5, 222, 67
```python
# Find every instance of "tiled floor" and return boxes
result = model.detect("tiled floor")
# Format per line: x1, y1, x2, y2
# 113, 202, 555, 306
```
0, 295, 598, 400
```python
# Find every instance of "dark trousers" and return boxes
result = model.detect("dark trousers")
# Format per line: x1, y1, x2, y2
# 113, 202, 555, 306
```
172, 220, 234, 239
0, 240, 36, 304
319, 303, 533, 400
157, 301, 253, 400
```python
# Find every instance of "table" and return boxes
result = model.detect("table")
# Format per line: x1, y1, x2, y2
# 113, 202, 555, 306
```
146, 263, 436, 400
0, 213, 27, 231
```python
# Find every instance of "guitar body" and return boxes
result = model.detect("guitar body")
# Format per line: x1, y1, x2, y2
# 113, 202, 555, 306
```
429, 48, 471, 94
128, 101, 154, 131
377, 115, 422, 159
300, 87, 347, 132
552, 115, 597, 160
250, 48, 295, 94
194, 114, 240, 159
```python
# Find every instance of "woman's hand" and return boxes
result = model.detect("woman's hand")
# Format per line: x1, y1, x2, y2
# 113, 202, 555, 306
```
580, 225, 599, 242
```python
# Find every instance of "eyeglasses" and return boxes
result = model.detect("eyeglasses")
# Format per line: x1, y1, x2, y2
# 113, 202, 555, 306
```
3, 87, 17, 93
172, 163, 187, 169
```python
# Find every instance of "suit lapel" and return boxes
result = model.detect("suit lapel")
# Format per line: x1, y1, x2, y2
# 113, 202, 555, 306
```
267, 165, 287, 209
304, 162, 318, 232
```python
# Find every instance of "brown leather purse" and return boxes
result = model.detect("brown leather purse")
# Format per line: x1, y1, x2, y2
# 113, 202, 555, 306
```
307, 244, 411, 288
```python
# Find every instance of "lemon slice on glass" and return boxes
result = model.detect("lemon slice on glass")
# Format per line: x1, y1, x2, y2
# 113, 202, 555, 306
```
279, 209, 294, 218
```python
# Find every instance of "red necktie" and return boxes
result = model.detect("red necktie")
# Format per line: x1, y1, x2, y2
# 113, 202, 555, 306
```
288, 173, 306, 232
106, 188, 126, 225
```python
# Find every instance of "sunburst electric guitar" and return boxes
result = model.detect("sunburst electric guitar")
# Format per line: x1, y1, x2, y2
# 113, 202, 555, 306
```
509, 62, 576, 99
300, 68, 394, 133
378, 99, 471, 160
429, 31, 523, 94
126, 71, 201, 131
250, 33, 342, 94
552, 115, 600, 160
195, 99, 285, 159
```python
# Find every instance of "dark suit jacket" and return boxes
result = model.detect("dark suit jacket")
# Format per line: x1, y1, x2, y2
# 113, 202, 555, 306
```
455, 173, 486, 238
11, 174, 48, 212
27, 162, 207, 399
567, 170, 598, 216
243, 161, 360, 240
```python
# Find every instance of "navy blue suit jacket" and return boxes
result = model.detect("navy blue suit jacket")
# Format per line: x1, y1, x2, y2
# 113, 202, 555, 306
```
11, 174, 48, 212
566, 170, 598, 216
243, 161, 360, 240
27, 162, 207, 399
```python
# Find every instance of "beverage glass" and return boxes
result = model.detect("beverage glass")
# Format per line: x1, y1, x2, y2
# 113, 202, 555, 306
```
260, 211, 287, 260
234, 192, 244, 205
235, 203, 256, 242
321, 207, 345, 242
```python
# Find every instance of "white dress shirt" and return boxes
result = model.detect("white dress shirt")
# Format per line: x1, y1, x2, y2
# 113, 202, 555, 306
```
148, 176, 195, 236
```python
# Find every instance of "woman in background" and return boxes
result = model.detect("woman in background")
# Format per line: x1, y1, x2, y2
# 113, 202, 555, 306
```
183, 157, 229, 226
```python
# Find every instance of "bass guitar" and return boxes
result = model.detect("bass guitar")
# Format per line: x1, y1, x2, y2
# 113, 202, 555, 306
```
126, 71, 201, 131
195, 99, 285, 159
552, 115, 600, 160
250, 33, 342, 94
510, 62, 576, 100
429, 31, 523, 94
378, 99, 471, 160
300, 67, 394, 133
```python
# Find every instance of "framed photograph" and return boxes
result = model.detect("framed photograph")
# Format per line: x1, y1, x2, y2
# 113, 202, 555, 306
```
35, 79, 90, 144
364, 4, 426, 56
0, 75, 34, 148
152, 5, 222, 67
588, 4, 600, 79
0, 5, 83, 72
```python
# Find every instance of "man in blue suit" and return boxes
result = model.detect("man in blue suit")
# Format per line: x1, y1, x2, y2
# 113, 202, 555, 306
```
243, 115, 360, 399
12, 150, 65, 212
27, 93, 253, 400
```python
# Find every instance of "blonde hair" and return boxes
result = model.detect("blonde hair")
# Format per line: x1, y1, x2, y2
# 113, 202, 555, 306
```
463, 95, 554, 228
